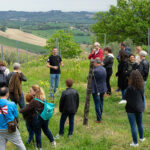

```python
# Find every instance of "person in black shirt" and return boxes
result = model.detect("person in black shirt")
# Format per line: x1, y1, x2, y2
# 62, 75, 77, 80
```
125, 70, 145, 147
46, 47, 64, 98
103, 47, 114, 95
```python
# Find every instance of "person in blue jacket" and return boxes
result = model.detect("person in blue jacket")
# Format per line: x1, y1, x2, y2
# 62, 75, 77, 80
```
0, 87, 26, 150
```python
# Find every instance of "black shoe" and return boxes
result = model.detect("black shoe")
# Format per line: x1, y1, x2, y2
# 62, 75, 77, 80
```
107, 91, 112, 95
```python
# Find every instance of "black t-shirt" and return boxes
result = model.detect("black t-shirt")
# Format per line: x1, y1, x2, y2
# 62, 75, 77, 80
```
47, 55, 62, 74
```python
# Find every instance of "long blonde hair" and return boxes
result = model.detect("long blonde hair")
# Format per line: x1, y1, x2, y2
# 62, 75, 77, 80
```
31, 85, 46, 101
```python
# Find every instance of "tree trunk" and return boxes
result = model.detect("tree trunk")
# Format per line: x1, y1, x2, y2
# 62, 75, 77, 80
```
83, 60, 94, 125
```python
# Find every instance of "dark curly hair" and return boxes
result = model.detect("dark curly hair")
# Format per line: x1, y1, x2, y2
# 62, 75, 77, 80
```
119, 50, 128, 62
128, 70, 144, 90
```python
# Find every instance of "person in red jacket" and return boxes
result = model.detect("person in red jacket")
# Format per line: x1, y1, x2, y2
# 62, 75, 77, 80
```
88, 42, 104, 61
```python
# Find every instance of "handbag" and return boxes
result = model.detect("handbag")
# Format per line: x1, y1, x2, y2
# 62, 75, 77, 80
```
0, 106, 17, 133
34, 98, 55, 120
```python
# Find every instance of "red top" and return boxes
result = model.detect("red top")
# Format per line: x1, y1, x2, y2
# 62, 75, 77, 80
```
88, 48, 104, 61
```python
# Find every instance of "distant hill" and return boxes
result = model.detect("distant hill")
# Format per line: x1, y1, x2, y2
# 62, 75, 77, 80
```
0, 28, 46, 46
0, 10, 95, 27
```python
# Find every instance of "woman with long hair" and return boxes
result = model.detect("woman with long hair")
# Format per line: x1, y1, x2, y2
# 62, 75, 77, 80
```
20, 85, 56, 150
125, 70, 145, 147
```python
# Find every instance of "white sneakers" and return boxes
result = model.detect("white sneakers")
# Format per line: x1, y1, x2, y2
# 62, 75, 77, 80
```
130, 142, 139, 147
140, 138, 146, 142
130, 138, 145, 147
118, 100, 127, 104
51, 141, 56, 147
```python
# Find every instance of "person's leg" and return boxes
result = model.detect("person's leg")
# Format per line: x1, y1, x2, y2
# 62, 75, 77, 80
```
26, 121, 34, 144
41, 118, 54, 142
0, 134, 7, 150
18, 93, 26, 109
99, 93, 104, 116
127, 113, 138, 144
4, 129, 26, 150
136, 113, 144, 139
31, 116, 42, 148
106, 69, 112, 94
68, 114, 75, 136
92, 93, 101, 121
54, 74, 60, 93
121, 90, 126, 100
50, 74, 56, 97
59, 113, 68, 135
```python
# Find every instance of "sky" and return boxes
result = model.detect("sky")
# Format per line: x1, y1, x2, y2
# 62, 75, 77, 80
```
0, 0, 117, 12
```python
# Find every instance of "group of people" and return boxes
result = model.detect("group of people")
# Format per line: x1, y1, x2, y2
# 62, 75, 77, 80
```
0, 42, 149, 149
88, 42, 149, 147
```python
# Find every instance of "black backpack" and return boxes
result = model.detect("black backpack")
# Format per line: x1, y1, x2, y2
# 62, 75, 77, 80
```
0, 71, 7, 87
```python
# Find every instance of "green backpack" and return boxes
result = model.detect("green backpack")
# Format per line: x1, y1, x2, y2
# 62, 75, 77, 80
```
34, 98, 55, 120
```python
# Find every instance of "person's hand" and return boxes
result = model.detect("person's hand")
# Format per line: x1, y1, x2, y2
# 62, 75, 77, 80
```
53, 66, 58, 70
61, 63, 64, 67
91, 49, 96, 54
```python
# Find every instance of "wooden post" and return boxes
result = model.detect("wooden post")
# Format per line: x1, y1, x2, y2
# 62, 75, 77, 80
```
83, 60, 94, 125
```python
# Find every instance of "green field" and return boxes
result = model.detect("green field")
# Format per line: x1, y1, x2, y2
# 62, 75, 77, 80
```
0, 36, 48, 54
5, 58, 150, 150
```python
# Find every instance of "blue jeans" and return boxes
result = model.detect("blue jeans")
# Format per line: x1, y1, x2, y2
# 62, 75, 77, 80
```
59, 113, 75, 136
26, 121, 34, 143
92, 93, 104, 121
121, 90, 126, 100
29, 116, 54, 148
127, 113, 144, 144
50, 74, 60, 97
10, 93, 25, 109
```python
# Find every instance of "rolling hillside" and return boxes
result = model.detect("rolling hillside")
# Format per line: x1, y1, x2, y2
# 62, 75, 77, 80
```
0, 28, 46, 46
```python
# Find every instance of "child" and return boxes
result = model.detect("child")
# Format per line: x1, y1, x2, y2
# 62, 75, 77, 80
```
56, 79, 79, 138
24, 93, 35, 144
125, 70, 145, 147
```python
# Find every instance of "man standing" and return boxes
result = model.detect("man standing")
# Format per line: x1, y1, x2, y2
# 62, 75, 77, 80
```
92, 58, 107, 123
138, 50, 149, 109
46, 47, 64, 98
7, 63, 27, 109
0, 87, 26, 150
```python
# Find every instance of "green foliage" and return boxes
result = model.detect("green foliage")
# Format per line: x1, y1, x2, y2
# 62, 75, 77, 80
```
0, 36, 47, 54
91, 0, 150, 45
0, 25, 6, 32
45, 30, 82, 58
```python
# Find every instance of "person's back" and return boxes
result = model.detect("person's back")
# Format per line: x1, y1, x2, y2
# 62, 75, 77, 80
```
59, 88, 79, 114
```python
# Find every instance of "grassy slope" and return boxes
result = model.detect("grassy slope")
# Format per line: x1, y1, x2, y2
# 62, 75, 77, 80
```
6, 59, 150, 150
0, 36, 47, 54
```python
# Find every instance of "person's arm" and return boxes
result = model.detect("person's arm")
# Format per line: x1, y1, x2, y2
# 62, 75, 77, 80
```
88, 49, 95, 59
59, 92, 65, 112
20, 73, 27, 81
76, 92, 79, 111
46, 62, 58, 70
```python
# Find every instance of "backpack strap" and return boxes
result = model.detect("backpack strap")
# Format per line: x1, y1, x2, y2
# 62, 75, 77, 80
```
34, 98, 45, 104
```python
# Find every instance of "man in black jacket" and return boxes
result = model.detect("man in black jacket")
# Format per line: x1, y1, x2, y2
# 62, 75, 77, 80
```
138, 50, 149, 109
58, 79, 79, 138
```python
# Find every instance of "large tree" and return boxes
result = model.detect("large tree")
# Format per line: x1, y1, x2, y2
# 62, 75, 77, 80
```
45, 30, 82, 58
91, 0, 150, 45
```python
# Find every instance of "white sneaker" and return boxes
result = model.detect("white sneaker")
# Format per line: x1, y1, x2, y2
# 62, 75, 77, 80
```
130, 142, 139, 147
119, 100, 127, 104
54, 134, 60, 139
140, 138, 145, 142
51, 141, 56, 147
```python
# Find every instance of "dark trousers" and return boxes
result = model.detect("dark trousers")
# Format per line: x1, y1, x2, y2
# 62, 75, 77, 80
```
10, 93, 25, 109
106, 68, 112, 94
127, 113, 144, 144
26, 121, 34, 143
59, 113, 75, 136
29, 116, 54, 148
92, 93, 104, 121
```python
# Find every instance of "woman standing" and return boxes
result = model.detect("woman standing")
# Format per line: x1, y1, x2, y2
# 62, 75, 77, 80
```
125, 70, 145, 147
103, 47, 114, 95
116, 50, 128, 104
20, 85, 56, 150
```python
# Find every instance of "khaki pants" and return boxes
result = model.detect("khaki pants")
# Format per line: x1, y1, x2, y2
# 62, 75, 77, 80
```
0, 129, 26, 150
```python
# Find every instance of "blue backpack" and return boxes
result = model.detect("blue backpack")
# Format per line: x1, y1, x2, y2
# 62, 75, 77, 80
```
34, 98, 55, 120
